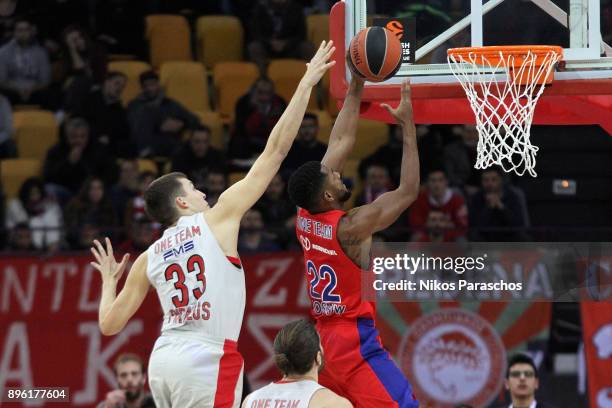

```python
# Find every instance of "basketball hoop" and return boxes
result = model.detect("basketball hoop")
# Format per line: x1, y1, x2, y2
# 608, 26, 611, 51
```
447, 45, 563, 177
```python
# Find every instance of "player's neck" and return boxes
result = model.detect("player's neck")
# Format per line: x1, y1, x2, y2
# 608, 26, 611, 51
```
283, 370, 318, 383
511, 394, 535, 407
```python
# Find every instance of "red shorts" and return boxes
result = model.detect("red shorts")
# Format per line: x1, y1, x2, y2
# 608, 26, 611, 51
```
316, 318, 419, 408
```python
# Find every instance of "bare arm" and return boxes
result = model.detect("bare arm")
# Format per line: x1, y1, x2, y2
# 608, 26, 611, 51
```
311, 388, 354, 408
210, 41, 336, 223
341, 81, 419, 237
92, 238, 149, 336
321, 76, 364, 172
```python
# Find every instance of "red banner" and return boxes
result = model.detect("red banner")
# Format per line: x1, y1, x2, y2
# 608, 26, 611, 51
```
581, 302, 612, 408
0, 253, 310, 407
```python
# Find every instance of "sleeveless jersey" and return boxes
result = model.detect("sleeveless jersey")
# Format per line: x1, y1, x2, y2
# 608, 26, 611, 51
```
244, 380, 324, 408
296, 208, 375, 322
146, 213, 245, 341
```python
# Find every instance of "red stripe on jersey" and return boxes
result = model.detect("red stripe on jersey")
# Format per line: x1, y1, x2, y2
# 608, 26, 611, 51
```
213, 340, 243, 408
226, 256, 242, 268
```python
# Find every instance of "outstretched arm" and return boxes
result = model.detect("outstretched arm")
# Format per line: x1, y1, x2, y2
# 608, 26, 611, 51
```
211, 41, 336, 220
321, 76, 364, 172
341, 81, 420, 237
93, 238, 149, 336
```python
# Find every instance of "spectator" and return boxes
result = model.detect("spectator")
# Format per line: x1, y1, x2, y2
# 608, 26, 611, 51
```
127, 70, 200, 157
0, 0, 29, 46
75, 71, 132, 157
0, 93, 15, 158
0, 184, 5, 248
255, 173, 295, 246
124, 171, 156, 230
64, 176, 116, 247
359, 124, 443, 187
43, 117, 114, 199
0, 17, 52, 106
248, 0, 313, 71
109, 159, 140, 222
6, 222, 36, 252
238, 208, 281, 253
73, 221, 102, 250
171, 125, 227, 186
202, 169, 227, 207
409, 168, 468, 241
468, 167, 529, 241
229, 77, 286, 159
498, 354, 557, 408
282, 113, 327, 173
97, 353, 155, 408
5, 177, 63, 250
354, 164, 392, 206
443, 125, 479, 191
61, 25, 108, 112
411, 209, 462, 242
118, 219, 157, 253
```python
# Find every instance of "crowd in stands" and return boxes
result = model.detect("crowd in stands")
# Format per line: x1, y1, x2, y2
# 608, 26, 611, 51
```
0, 0, 571, 254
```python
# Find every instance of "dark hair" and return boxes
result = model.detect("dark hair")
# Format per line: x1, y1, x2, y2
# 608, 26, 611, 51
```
193, 124, 211, 134
106, 71, 127, 81
113, 353, 145, 376
303, 112, 318, 123
273, 320, 320, 376
506, 353, 538, 378
288, 161, 326, 211
78, 176, 106, 204
18, 177, 45, 207
144, 172, 187, 226
139, 70, 159, 85
427, 166, 448, 178
481, 166, 505, 178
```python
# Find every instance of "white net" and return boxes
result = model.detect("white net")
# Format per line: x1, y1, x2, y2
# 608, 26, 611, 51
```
447, 47, 562, 177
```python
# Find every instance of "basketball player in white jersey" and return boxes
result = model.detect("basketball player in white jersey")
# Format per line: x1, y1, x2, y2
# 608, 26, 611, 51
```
90, 41, 336, 408
242, 320, 352, 408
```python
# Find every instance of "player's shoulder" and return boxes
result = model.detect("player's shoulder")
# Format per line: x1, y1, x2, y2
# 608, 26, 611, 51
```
310, 387, 353, 408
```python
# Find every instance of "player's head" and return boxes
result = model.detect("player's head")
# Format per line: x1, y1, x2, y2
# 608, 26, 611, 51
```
144, 172, 209, 226
273, 319, 324, 377
113, 353, 146, 402
505, 354, 539, 400
288, 161, 350, 213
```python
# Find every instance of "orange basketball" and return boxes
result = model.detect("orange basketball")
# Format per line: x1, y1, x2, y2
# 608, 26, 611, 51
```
347, 26, 403, 83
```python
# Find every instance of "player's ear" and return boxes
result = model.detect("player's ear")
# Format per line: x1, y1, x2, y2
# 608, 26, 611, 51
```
175, 196, 189, 209
323, 189, 334, 202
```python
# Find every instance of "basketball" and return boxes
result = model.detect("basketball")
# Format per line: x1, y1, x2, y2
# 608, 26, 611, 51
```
347, 26, 403, 82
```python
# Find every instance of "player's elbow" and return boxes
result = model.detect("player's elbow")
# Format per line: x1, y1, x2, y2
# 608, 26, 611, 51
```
99, 319, 121, 336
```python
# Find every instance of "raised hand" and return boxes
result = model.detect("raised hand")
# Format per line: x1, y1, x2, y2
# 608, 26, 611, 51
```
91, 237, 130, 284
380, 80, 413, 125
302, 40, 336, 87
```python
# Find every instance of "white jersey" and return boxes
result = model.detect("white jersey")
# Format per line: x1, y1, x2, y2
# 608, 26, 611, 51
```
146, 212, 246, 341
244, 380, 324, 408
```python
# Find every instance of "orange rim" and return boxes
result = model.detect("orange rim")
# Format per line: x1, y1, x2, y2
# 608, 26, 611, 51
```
447, 45, 563, 68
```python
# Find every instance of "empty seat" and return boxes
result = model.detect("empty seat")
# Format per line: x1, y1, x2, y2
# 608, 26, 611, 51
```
13, 111, 58, 160
145, 15, 192, 68
350, 119, 389, 160
108, 61, 152, 106
213, 62, 259, 120
1, 159, 41, 198
196, 16, 243, 70
194, 111, 225, 150
160, 61, 210, 112
306, 14, 329, 47
268, 59, 318, 110
137, 159, 158, 175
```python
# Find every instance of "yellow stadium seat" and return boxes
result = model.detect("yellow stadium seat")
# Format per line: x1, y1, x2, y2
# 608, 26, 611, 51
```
194, 111, 225, 150
0, 159, 41, 198
308, 110, 332, 144
267, 59, 318, 110
137, 159, 158, 175
213, 62, 259, 120
160, 61, 210, 112
12, 111, 58, 160
350, 119, 389, 160
196, 16, 243, 70
108, 61, 152, 106
229, 172, 247, 186
321, 72, 338, 117
145, 15, 192, 68
306, 14, 329, 47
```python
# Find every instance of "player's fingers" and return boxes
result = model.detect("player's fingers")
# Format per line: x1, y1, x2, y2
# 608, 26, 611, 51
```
90, 262, 101, 270
314, 40, 327, 57
323, 46, 336, 61
105, 237, 113, 258
93, 239, 106, 257
119, 253, 130, 270
380, 103, 393, 114
90, 247, 102, 263
323, 60, 336, 70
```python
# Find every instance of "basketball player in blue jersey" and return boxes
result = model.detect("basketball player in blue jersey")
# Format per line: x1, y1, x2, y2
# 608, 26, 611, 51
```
90, 41, 336, 408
